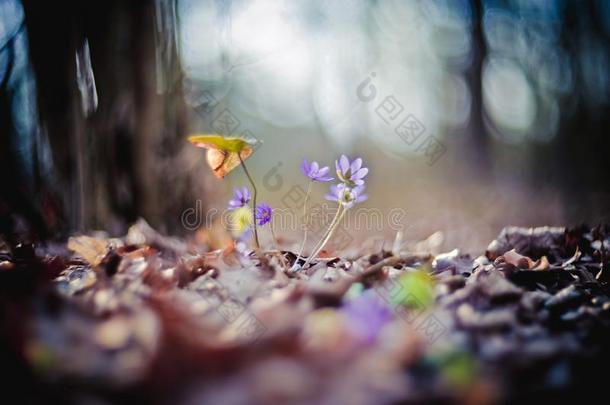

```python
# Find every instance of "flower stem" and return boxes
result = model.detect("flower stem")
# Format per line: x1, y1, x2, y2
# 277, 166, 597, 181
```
291, 180, 312, 271
303, 205, 346, 268
238, 155, 260, 249
269, 225, 288, 269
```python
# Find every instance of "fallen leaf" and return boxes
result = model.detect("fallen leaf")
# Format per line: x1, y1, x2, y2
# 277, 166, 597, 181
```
561, 247, 581, 267
502, 249, 535, 269
486, 226, 565, 260
188, 135, 256, 178
67, 236, 109, 267
531, 256, 550, 271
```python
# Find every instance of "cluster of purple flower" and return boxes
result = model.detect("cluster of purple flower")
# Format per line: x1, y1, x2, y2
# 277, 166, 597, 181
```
227, 187, 272, 226
226, 155, 369, 253
304, 155, 369, 209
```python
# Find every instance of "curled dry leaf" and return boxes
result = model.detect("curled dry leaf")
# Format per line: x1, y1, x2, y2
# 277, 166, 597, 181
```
499, 249, 550, 271
67, 235, 109, 267
561, 247, 581, 267
531, 256, 550, 271
486, 226, 565, 260
502, 249, 535, 269
188, 135, 256, 178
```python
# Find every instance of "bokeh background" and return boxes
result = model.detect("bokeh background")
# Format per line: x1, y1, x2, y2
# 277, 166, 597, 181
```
1, 0, 610, 252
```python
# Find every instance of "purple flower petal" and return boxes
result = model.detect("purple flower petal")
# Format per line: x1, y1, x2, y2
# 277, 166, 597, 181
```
352, 167, 369, 180
228, 187, 252, 210
334, 155, 368, 187
301, 159, 310, 176
310, 161, 319, 174
350, 158, 362, 173
302, 158, 334, 182
255, 203, 273, 226
339, 155, 350, 173
344, 291, 392, 344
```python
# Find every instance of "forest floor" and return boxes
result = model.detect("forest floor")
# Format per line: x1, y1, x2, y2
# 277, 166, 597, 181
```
1, 222, 610, 404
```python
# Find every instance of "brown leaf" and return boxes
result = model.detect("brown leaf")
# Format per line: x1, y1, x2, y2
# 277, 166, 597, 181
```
486, 226, 565, 260
188, 135, 255, 179
67, 236, 109, 267
502, 249, 535, 269
531, 256, 550, 271
206, 148, 253, 178
561, 247, 581, 267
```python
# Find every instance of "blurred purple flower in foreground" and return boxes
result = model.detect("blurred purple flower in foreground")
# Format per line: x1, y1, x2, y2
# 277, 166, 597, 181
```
301, 159, 334, 182
325, 184, 368, 209
343, 291, 392, 344
335, 155, 368, 186
255, 203, 273, 226
228, 187, 251, 210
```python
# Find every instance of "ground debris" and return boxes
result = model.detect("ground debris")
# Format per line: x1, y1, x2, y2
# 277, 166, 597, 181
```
1, 223, 609, 403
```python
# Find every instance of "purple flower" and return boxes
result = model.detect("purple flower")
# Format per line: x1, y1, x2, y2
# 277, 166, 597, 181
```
255, 203, 273, 226
344, 291, 392, 344
227, 187, 251, 210
301, 159, 334, 182
325, 184, 368, 209
335, 155, 369, 186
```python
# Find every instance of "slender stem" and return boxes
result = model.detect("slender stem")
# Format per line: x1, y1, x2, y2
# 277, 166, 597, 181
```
269, 224, 288, 269
303, 204, 346, 268
311, 207, 346, 259
238, 155, 260, 249
292, 180, 312, 270
307, 205, 342, 261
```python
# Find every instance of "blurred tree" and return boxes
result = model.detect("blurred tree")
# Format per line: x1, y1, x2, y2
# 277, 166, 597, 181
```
0, 0, 53, 241
18, 0, 216, 236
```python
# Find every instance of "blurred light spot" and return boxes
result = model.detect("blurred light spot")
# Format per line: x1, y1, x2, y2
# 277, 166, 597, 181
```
311, 53, 362, 146
423, 0, 472, 68
178, 0, 226, 80
483, 56, 536, 142
428, 18, 472, 68
437, 74, 471, 129
532, 47, 573, 94
483, 9, 524, 57
373, 0, 422, 44
229, 0, 315, 127
364, 66, 435, 156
